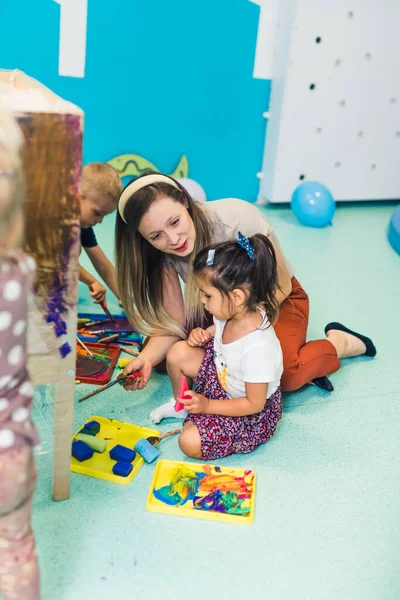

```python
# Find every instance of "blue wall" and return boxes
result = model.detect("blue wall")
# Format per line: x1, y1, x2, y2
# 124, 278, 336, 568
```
1, 0, 270, 202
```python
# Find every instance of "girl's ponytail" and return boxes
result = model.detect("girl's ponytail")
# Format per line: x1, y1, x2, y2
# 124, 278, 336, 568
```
250, 234, 280, 324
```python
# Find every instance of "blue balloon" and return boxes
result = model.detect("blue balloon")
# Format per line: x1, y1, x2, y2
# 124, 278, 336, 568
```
291, 181, 336, 228
388, 204, 400, 255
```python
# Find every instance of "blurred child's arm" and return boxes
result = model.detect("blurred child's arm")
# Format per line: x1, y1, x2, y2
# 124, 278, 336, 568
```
79, 264, 106, 303
181, 382, 269, 417
84, 245, 120, 300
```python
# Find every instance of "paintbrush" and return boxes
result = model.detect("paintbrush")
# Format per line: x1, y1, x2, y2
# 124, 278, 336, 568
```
83, 319, 107, 327
88, 284, 116, 322
76, 336, 94, 357
98, 333, 120, 344
78, 376, 123, 403
78, 371, 142, 402
119, 345, 139, 357
90, 329, 133, 335
99, 301, 116, 322
147, 429, 181, 446
118, 339, 142, 348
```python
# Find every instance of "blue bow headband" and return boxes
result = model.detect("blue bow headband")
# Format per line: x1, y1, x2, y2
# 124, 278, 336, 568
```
237, 231, 255, 260
205, 232, 254, 266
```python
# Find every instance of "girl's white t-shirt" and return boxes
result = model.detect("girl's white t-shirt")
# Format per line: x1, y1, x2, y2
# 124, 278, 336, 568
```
212, 313, 283, 400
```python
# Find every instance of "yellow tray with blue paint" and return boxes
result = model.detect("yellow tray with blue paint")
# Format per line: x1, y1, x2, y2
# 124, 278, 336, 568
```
71, 416, 159, 485
146, 459, 256, 524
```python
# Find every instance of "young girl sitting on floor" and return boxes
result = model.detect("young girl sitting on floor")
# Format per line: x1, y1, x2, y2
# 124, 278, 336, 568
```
0, 108, 40, 600
166, 232, 283, 461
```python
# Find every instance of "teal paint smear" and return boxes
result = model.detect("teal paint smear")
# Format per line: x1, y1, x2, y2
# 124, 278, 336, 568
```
153, 468, 206, 506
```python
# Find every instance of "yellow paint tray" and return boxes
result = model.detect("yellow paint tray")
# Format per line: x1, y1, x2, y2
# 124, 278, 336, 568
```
146, 459, 256, 524
71, 416, 160, 484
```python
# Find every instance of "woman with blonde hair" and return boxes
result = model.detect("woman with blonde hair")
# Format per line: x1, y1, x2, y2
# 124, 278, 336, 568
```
116, 173, 375, 412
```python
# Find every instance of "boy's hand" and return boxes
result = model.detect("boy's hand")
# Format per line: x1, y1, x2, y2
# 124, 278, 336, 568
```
180, 390, 210, 414
188, 328, 212, 347
89, 281, 106, 304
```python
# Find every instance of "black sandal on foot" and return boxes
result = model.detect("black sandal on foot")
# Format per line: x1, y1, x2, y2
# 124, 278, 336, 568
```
325, 322, 377, 357
310, 376, 334, 392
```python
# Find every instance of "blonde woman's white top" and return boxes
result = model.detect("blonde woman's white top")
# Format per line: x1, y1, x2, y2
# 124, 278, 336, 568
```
166, 198, 294, 280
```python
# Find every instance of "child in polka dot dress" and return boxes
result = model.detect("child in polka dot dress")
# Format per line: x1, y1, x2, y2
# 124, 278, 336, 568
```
167, 233, 283, 461
0, 108, 40, 600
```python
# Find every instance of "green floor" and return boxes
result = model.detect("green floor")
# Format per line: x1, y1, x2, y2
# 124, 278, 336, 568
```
31, 201, 400, 600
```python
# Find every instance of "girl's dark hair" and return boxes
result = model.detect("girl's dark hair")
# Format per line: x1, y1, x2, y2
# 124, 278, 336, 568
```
115, 171, 212, 338
193, 234, 280, 324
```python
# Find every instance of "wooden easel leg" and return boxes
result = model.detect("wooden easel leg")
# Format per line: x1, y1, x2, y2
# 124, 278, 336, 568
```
52, 317, 77, 501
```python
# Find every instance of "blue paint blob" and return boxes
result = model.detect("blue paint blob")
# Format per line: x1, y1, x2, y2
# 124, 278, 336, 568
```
59, 342, 71, 358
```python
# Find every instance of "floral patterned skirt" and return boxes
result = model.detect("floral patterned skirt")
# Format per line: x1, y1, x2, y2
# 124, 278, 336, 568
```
184, 339, 283, 460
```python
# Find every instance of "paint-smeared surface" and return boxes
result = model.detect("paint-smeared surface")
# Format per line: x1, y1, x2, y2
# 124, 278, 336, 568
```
76, 356, 109, 377
18, 112, 81, 354
75, 345, 114, 381
82, 318, 134, 334
153, 465, 254, 516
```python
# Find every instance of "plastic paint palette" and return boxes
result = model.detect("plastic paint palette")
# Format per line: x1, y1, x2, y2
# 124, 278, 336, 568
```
71, 416, 160, 485
146, 460, 256, 524
75, 342, 121, 385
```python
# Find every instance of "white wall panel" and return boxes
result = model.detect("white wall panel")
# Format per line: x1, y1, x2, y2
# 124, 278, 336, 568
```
258, 0, 400, 202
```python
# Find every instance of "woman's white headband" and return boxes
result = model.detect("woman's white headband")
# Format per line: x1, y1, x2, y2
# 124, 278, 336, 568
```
118, 174, 180, 223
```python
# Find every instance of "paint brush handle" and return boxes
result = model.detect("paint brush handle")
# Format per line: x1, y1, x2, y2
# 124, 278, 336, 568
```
88, 284, 115, 322
98, 333, 120, 344
76, 336, 94, 357
78, 372, 134, 402
147, 429, 181, 446
119, 345, 139, 357
119, 343, 143, 353
78, 378, 119, 402
100, 301, 115, 322
160, 429, 181, 440
91, 329, 132, 335
84, 319, 107, 327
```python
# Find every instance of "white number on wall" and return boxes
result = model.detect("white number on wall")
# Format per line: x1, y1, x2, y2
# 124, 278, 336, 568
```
54, 0, 88, 78
249, 0, 278, 80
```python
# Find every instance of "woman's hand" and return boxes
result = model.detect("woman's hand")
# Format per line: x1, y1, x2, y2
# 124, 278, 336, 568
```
188, 328, 212, 348
89, 281, 107, 304
122, 356, 152, 391
180, 390, 210, 414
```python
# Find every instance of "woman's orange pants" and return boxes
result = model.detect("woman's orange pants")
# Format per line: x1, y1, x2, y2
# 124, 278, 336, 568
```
274, 277, 340, 392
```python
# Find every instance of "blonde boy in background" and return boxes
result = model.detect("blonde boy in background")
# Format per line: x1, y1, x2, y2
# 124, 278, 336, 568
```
79, 162, 122, 305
